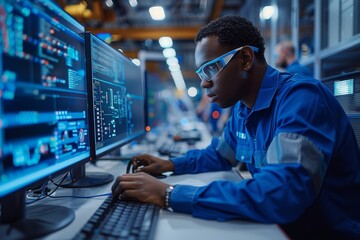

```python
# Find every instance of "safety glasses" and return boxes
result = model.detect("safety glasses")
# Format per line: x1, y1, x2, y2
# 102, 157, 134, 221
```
196, 46, 258, 82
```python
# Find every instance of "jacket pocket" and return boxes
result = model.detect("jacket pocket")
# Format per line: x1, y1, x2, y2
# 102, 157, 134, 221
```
235, 141, 252, 163
254, 150, 267, 168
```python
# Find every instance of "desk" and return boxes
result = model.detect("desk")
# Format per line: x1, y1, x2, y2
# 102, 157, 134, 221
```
37, 160, 288, 240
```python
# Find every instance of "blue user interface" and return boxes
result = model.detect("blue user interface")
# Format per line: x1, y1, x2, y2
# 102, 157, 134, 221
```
87, 33, 145, 157
0, 0, 90, 197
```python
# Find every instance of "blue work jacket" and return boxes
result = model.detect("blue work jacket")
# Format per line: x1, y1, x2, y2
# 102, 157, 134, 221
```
169, 66, 360, 239
286, 60, 312, 77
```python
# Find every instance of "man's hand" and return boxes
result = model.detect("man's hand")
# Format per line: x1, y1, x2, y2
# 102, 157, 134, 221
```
131, 154, 175, 174
111, 172, 171, 208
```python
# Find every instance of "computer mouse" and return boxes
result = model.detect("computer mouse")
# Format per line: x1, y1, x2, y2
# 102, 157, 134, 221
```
126, 160, 167, 179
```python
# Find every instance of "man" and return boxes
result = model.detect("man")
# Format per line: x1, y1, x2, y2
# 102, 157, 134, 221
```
112, 16, 360, 239
275, 40, 312, 77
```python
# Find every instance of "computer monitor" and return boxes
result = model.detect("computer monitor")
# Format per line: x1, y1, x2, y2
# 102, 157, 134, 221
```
85, 32, 146, 159
0, 0, 90, 238
322, 70, 360, 149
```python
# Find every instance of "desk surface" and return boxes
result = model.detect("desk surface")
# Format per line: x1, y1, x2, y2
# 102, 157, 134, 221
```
34, 160, 288, 240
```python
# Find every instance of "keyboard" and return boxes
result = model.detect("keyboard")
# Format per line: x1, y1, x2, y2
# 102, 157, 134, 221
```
158, 142, 181, 156
73, 195, 160, 240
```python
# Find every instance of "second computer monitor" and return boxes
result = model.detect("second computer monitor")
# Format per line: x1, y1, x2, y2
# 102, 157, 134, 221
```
85, 33, 145, 158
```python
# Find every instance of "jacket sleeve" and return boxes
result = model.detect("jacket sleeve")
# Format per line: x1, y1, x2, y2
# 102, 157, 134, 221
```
170, 136, 233, 174
169, 139, 319, 223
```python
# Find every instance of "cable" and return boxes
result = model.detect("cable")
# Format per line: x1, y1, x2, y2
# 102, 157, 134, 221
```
26, 172, 69, 205
26, 171, 112, 203
25, 180, 49, 203
46, 192, 111, 199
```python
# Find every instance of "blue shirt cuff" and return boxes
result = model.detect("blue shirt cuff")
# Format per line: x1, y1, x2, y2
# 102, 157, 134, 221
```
170, 155, 190, 174
170, 185, 198, 214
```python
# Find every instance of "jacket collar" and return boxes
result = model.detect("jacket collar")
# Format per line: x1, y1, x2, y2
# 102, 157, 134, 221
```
238, 66, 279, 117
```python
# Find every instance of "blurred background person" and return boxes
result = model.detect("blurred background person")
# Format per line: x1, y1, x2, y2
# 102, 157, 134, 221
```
275, 40, 312, 77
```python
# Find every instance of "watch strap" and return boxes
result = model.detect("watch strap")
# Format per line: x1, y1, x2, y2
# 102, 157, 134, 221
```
165, 185, 174, 211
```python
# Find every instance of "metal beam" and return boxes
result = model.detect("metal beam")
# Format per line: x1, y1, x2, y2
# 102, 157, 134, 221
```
209, 0, 224, 20
86, 26, 202, 41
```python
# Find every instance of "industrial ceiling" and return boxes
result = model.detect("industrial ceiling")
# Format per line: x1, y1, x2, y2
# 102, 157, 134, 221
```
57, 0, 274, 91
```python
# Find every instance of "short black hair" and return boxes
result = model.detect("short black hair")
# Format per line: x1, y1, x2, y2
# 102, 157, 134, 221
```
195, 15, 265, 60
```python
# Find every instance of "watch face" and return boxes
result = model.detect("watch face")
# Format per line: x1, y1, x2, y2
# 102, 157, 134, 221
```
166, 186, 174, 193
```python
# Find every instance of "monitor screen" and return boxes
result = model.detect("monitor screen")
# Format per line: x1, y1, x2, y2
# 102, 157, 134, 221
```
322, 72, 360, 149
0, 0, 90, 238
322, 72, 360, 113
0, 0, 90, 198
85, 33, 145, 158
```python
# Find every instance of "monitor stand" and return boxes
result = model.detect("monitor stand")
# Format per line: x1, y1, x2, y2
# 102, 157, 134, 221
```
60, 164, 114, 188
0, 191, 74, 239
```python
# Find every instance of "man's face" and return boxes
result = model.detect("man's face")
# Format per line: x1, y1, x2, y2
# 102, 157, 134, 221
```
195, 36, 249, 108
275, 45, 287, 69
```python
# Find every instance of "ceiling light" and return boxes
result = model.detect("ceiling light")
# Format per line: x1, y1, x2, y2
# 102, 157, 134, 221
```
166, 57, 179, 66
260, 6, 275, 20
129, 0, 138, 7
163, 48, 176, 58
64, 1, 87, 15
105, 0, 113, 8
149, 6, 165, 20
131, 58, 140, 66
168, 64, 180, 72
159, 36, 173, 48
170, 71, 186, 91
187, 87, 198, 98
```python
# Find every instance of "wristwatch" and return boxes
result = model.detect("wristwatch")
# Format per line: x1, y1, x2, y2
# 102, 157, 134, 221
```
165, 185, 174, 211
